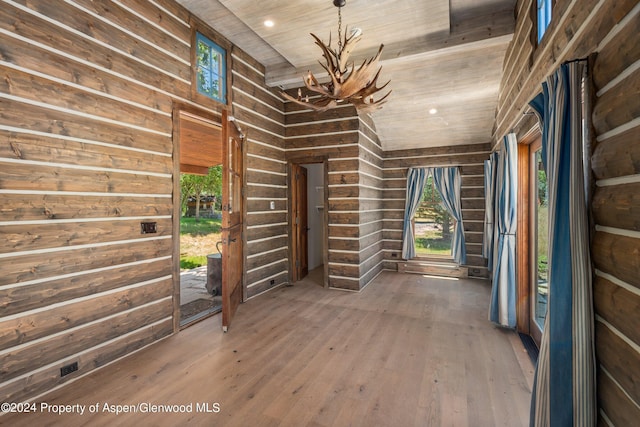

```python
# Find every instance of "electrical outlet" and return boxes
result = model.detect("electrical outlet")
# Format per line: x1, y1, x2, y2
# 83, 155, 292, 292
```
270, 279, 275, 285
60, 361, 78, 377
391, 253, 398, 258
140, 222, 157, 234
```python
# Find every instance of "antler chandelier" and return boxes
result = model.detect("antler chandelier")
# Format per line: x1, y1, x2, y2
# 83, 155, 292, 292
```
281, 0, 391, 113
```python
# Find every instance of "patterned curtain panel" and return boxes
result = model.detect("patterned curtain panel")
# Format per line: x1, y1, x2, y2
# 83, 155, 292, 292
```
430, 167, 466, 264
489, 133, 518, 328
529, 60, 596, 427
401, 167, 429, 259
483, 151, 499, 270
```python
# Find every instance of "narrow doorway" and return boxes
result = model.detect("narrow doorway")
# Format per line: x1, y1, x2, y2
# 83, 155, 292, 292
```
177, 111, 223, 326
290, 162, 326, 287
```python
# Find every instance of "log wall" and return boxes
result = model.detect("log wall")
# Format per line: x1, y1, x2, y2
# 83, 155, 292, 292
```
590, 3, 640, 424
496, 0, 640, 423
284, 99, 362, 290
0, 0, 182, 402
231, 49, 287, 300
354, 114, 386, 289
0, 0, 285, 402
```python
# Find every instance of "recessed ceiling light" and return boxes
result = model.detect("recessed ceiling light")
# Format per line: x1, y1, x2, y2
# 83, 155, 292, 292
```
429, 108, 438, 115
264, 19, 274, 28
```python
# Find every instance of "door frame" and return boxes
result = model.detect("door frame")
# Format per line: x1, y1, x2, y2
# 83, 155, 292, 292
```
171, 105, 246, 332
221, 111, 246, 331
171, 103, 226, 332
290, 163, 308, 282
516, 124, 543, 345
527, 135, 544, 345
288, 160, 329, 287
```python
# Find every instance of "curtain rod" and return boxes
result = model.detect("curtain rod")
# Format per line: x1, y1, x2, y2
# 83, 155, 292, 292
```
564, 56, 589, 64
510, 57, 588, 133
495, 56, 590, 152
508, 108, 536, 135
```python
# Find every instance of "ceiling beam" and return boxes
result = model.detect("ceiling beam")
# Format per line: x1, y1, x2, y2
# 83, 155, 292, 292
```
265, 8, 515, 88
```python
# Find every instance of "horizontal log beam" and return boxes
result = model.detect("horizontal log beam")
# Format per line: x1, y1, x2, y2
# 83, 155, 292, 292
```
592, 231, 640, 290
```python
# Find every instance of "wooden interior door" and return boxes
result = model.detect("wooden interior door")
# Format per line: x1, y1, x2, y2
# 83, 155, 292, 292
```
299, 166, 308, 278
221, 111, 244, 332
290, 164, 308, 281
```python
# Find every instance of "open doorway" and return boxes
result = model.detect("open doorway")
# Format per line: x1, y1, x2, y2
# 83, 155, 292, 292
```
177, 111, 223, 326
290, 162, 326, 287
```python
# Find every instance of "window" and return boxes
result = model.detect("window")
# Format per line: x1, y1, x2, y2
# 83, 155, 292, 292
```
537, 0, 552, 42
413, 176, 455, 257
195, 32, 226, 103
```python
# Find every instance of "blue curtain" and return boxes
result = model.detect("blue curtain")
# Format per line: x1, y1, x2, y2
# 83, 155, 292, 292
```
430, 167, 466, 264
483, 151, 499, 270
489, 133, 517, 328
401, 167, 429, 259
529, 61, 595, 427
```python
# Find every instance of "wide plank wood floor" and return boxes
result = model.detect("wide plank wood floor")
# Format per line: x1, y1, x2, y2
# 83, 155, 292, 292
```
3, 271, 533, 426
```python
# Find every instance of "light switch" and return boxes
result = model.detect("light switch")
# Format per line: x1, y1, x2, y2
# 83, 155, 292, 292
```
270, 201, 275, 210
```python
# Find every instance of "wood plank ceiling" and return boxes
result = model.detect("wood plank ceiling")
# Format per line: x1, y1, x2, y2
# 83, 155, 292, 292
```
176, 0, 516, 150
179, 111, 223, 175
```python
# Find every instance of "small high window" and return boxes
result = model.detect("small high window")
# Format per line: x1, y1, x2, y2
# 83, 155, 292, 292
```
537, 0, 552, 42
195, 32, 226, 103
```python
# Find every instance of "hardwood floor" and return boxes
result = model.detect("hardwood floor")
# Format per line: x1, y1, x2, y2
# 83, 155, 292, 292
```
2, 272, 533, 426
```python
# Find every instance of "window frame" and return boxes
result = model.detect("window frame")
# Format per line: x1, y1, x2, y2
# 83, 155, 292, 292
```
412, 175, 455, 260
528, 136, 547, 345
532, 0, 554, 46
536, 0, 553, 43
194, 31, 227, 105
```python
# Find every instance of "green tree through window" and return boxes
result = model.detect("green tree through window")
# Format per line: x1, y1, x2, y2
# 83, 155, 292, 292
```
196, 32, 226, 103
414, 176, 454, 256
180, 166, 222, 221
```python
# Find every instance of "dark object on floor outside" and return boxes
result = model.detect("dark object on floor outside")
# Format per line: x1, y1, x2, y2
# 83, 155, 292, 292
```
207, 253, 222, 296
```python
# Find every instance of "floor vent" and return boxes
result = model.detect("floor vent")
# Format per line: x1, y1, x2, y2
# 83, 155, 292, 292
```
518, 332, 539, 365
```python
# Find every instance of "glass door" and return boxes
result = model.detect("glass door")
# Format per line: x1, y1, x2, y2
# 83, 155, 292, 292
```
529, 139, 548, 344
